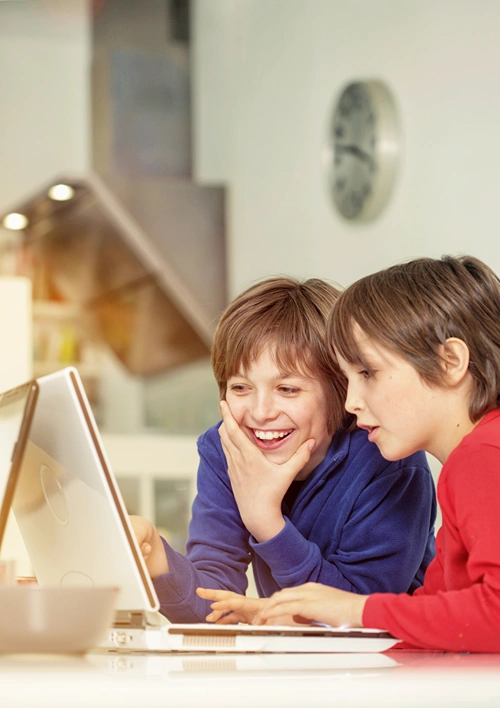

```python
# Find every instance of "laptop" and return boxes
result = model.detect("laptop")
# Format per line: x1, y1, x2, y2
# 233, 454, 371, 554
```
0, 379, 39, 550
6, 367, 400, 653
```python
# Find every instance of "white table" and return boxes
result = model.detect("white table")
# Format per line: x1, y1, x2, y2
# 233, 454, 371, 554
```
2, 650, 500, 707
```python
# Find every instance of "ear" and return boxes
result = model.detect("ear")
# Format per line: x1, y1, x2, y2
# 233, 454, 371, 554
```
439, 337, 470, 385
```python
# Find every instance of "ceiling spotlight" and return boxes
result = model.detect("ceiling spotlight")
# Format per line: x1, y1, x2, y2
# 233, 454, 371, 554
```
2, 213, 28, 230
48, 184, 75, 201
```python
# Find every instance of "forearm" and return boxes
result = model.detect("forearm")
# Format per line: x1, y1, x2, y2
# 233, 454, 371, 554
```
251, 515, 427, 596
251, 519, 361, 593
153, 538, 250, 623
363, 583, 500, 653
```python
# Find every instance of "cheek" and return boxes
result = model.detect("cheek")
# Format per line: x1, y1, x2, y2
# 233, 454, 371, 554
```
297, 400, 329, 435
224, 396, 245, 425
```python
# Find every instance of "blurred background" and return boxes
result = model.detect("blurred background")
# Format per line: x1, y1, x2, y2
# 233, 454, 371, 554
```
1, 0, 498, 563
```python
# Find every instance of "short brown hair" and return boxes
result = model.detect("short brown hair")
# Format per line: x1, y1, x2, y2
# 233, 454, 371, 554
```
329, 255, 500, 422
211, 276, 353, 433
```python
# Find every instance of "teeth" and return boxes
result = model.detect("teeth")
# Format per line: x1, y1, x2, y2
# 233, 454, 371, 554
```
255, 430, 291, 440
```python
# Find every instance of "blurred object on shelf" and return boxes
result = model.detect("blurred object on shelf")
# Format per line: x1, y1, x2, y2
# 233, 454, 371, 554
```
0, 229, 103, 408
0, 174, 224, 376
31, 300, 103, 406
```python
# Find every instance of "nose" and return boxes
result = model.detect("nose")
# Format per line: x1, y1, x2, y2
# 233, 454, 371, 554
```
344, 381, 364, 415
253, 392, 278, 422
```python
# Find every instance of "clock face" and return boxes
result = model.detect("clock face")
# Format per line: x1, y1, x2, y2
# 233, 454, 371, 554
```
330, 81, 400, 222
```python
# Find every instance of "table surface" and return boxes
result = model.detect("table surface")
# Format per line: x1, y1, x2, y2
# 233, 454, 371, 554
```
2, 650, 500, 707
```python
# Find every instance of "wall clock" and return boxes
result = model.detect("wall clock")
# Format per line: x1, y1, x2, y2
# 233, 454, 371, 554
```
328, 80, 400, 222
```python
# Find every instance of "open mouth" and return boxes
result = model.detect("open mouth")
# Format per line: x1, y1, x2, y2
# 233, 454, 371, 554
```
252, 429, 294, 445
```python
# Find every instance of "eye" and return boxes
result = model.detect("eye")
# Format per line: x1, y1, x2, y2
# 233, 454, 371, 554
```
228, 383, 250, 394
278, 385, 300, 395
359, 368, 375, 379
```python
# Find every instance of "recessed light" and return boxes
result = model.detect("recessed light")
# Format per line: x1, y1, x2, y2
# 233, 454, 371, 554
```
2, 213, 28, 230
48, 184, 75, 201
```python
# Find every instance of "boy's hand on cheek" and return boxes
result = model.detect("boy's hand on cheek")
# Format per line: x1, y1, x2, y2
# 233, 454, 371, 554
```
219, 401, 314, 542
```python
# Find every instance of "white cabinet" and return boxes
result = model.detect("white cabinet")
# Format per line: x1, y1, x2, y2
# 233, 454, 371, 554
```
102, 434, 198, 552
0, 277, 32, 391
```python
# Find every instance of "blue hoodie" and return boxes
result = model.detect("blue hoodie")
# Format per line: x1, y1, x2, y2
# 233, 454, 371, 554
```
153, 423, 436, 623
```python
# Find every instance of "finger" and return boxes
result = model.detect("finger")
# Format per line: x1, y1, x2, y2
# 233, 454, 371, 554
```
215, 612, 247, 625
218, 421, 242, 470
196, 588, 238, 601
208, 597, 246, 612
205, 609, 226, 622
220, 402, 253, 449
141, 542, 152, 558
285, 439, 315, 477
205, 607, 247, 624
292, 615, 315, 625
254, 600, 312, 625
219, 401, 240, 437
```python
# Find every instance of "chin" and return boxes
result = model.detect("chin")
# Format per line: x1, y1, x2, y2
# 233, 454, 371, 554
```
378, 445, 411, 462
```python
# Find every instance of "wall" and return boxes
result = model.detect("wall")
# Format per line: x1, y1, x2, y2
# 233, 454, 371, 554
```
0, 0, 90, 214
3, 0, 500, 336
194, 0, 500, 296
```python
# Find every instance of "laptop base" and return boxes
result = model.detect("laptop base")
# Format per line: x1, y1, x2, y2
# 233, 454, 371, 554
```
98, 617, 400, 653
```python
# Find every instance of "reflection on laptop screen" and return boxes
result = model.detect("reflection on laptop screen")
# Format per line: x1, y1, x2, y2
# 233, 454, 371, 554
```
0, 381, 39, 546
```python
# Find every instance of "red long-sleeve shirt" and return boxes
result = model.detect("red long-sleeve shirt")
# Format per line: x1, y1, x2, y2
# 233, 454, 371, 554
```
363, 408, 500, 652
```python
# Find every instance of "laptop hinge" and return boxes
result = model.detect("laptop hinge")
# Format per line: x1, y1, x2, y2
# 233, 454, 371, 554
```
112, 610, 166, 629
113, 610, 149, 629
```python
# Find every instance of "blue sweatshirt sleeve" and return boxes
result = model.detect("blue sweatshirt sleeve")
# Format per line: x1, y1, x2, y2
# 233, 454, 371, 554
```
250, 458, 436, 595
152, 425, 252, 622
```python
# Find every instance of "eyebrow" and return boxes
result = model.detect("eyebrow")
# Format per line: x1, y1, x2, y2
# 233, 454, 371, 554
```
229, 370, 312, 382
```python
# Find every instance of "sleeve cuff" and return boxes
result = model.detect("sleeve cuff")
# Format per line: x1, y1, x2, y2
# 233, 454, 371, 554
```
249, 517, 313, 582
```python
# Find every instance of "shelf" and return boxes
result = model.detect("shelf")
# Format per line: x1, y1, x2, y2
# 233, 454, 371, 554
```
32, 299, 102, 384
32, 300, 83, 320
33, 361, 101, 379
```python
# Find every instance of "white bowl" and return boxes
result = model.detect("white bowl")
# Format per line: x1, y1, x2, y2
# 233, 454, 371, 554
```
0, 586, 119, 654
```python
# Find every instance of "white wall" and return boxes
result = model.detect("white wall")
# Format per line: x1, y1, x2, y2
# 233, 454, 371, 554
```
194, 0, 500, 296
0, 0, 90, 214
3, 0, 500, 322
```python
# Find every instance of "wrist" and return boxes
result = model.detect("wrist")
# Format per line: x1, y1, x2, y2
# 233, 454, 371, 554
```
353, 594, 369, 627
149, 534, 170, 578
250, 515, 286, 544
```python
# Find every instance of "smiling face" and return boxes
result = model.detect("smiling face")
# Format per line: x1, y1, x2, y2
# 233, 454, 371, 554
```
225, 346, 333, 480
335, 327, 474, 464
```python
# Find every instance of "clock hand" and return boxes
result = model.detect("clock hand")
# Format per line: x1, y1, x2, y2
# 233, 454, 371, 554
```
335, 144, 375, 170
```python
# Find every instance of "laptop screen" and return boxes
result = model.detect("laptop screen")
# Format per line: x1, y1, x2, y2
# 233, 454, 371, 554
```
11, 368, 159, 613
0, 380, 39, 547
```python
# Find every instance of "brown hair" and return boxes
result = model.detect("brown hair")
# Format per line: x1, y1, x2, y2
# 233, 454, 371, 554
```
211, 276, 354, 433
329, 255, 500, 422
